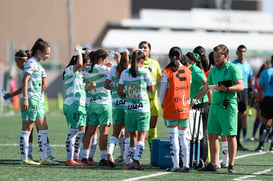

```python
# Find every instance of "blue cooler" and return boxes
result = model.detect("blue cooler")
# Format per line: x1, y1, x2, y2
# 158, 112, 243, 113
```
158, 139, 173, 169
151, 138, 161, 166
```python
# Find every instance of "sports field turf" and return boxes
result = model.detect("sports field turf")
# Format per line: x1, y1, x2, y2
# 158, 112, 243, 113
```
0, 108, 272, 181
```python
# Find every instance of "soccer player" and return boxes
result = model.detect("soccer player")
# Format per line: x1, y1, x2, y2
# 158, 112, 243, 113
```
138, 41, 161, 150
118, 49, 154, 170
159, 47, 191, 172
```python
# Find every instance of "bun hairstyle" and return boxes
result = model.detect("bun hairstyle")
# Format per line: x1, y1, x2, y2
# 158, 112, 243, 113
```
166, 46, 182, 72
129, 49, 145, 77
15, 49, 30, 59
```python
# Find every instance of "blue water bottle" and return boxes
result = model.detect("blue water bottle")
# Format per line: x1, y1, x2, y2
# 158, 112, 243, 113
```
1, 88, 10, 105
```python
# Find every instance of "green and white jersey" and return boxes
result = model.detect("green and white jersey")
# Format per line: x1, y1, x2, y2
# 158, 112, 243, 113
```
21, 57, 43, 100
83, 64, 111, 105
107, 65, 126, 109
63, 65, 86, 106
119, 67, 153, 113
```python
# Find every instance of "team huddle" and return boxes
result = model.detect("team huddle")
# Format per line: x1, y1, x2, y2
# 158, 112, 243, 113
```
5, 38, 273, 174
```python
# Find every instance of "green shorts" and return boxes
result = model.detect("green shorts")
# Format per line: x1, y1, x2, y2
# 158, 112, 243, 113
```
37, 102, 45, 119
63, 103, 87, 129
112, 108, 125, 124
87, 103, 112, 126
164, 119, 189, 127
20, 97, 39, 121
207, 103, 238, 136
125, 111, 150, 132
150, 98, 159, 116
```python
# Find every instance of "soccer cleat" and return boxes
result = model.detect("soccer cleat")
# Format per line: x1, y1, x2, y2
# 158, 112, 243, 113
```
129, 160, 144, 170
49, 155, 59, 163
123, 163, 131, 169
66, 160, 83, 166
228, 164, 236, 173
166, 167, 182, 172
181, 167, 190, 173
107, 153, 116, 168
41, 157, 59, 165
198, 163, 217, 171
88, 157, 95, 165
20, 160, 40, 166
74, 160, 87, 166
99, 159, 108, 166
255, 145, 264, 152
220, 162, 228, 168
115, 155, 124, 163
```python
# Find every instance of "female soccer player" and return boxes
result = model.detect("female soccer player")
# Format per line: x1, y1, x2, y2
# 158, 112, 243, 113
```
159, 47, 191, 172
118, 49, 154, 170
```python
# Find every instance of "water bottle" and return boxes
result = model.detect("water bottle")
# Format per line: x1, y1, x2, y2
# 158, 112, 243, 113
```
1, 88, 10, 105
108, 50, 115, 57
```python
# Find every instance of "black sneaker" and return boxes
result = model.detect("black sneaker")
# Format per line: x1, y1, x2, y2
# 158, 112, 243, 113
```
196, 159, 205, 169
166, 167, 182, 172
198, 163, 217, 171
228, 164, 236, 173
99, 159, 108, 166
237, 144, 249, 151
181, 167, 190, 173
129, 160, 144, 170
81, 158, 89, 165
255, 145, 264, 152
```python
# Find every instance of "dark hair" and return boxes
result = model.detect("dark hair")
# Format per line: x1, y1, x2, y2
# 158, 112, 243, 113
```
31, 38, 50, 56
116, 51, 129, 78
208, 51, 215, 69
271, 55, 273, 65
237, 44, 247, 51
15, 49, 30, 59
256, 61, 269, 77
129, 50, 145, 77
63, 53, 90, 79
193, 46, 209, 72
165, 47, 182, 72
89, 49, 108, 73
138, 41, 151, 50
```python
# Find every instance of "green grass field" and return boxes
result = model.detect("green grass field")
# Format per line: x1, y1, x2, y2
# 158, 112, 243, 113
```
0, 107, 272, 181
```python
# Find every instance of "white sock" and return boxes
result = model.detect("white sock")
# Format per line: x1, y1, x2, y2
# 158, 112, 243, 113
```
38, 130, 48, 160
222, 141, 229, 165
19, 131, 30, 161
47, 142, 52, 157
179, 129, 189, 168
124, 138, 130, 164
129, 147, 136, 162
100, 150, 107, 160
81, 149, 90, 160
108, 136, 118, 155
28, 143, 33, 159
65, 128, 78, 161
133, 141, 145, 161
74, 130, 85, 160
118, 129, 125, 156
89, 134, 97, 158
168, 127, 179, 168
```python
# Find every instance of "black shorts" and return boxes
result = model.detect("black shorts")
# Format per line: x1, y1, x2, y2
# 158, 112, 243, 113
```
237, 89, 248, 113
260, 96, 273, 119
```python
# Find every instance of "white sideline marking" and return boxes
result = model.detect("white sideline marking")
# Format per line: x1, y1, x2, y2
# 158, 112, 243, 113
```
121, 152, 269, 181
122, 172, 170, 181
0, 144, 65, 147
233, 168, 271, 181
